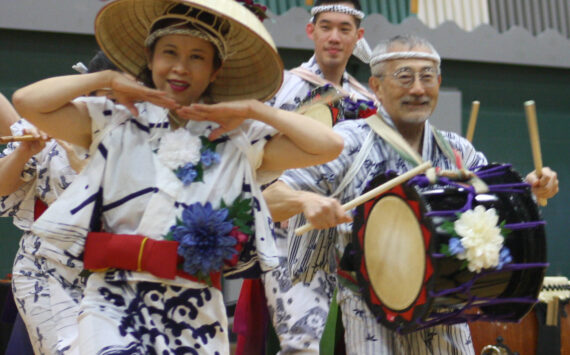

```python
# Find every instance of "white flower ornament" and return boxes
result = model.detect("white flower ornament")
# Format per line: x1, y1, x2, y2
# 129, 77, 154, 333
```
442, 205, 512, 273
157, 128, 201, 170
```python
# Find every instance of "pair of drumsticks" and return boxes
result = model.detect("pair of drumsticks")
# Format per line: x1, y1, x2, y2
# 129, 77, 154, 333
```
466, 100, 547, 206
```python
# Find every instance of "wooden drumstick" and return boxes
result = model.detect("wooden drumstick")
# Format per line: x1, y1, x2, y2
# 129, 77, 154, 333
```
0, 135, 40, 144
524, 100, 547, 206
465, 100, 480, 143
294, 161, 432, 236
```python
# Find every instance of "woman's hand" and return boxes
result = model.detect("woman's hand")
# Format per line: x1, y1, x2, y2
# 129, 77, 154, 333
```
107, 72, 180, 116
174, 100, 255, 139
16, 127, 48, 159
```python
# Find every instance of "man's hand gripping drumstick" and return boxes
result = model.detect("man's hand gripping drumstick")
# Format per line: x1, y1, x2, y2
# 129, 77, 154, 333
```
293, 161, 432, 235
524, 101, 559, 205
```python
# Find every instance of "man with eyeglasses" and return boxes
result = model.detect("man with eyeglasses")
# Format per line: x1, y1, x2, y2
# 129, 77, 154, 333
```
262, 34, 558, 354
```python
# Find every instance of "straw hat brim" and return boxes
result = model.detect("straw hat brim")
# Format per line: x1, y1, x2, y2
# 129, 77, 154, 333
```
95, 0, 283, 102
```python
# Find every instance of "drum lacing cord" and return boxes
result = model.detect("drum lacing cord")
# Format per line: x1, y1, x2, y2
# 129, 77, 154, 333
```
424, 167, 489, 194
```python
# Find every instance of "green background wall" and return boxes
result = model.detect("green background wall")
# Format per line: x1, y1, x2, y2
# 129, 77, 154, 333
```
0, 30, 568, 279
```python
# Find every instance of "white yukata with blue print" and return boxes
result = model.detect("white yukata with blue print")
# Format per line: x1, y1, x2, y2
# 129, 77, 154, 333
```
31, 96, 280, 355
280, 117, 487, 355
263, 55, 374, 354
0, 119, 84, 355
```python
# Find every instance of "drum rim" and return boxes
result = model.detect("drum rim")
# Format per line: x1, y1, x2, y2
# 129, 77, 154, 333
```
352, 171, 436, 332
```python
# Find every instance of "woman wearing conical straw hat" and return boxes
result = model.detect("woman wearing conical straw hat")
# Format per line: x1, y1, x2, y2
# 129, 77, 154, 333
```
12, 0, 344, 353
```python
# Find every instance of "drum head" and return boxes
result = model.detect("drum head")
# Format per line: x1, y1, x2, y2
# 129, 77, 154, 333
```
302, 104, 334, 127
364, 195, 426, 311
353, 172, 435, 332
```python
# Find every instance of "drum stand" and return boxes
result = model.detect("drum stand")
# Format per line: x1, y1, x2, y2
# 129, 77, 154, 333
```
481, 336, 518, 355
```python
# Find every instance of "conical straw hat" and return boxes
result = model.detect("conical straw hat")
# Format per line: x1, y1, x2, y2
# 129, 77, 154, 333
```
95, 0, 283, 102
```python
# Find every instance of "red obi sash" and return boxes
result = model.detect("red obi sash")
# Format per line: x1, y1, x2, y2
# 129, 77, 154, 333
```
83, 232, 221, 290
34, 199, 48, 221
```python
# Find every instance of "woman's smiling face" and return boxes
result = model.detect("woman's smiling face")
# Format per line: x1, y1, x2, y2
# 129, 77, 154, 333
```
149, 34, 220, 106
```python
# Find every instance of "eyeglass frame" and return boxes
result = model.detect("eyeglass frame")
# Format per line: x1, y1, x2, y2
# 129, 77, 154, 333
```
375, 66, 440, 88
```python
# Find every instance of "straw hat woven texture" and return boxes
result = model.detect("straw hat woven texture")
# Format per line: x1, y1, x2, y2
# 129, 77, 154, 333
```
95, 0, 283, 102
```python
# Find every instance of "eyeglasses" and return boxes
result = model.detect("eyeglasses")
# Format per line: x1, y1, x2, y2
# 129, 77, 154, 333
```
385, 67, 438, 88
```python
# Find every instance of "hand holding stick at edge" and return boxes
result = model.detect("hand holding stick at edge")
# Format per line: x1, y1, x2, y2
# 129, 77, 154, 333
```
0, 134, 43, 144
524, 100, 547, 207
295, 161, 432, 235
465, 100, 480, 143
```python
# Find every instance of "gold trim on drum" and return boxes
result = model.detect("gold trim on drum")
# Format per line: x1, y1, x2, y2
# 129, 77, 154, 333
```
364, 195, 426, 311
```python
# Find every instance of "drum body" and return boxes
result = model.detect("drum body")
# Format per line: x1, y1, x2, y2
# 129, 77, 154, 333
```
352, 164, 547, 333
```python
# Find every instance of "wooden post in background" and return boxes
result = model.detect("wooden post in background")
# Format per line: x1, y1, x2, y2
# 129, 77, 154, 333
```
410, 0, 419, 14
465, 100, 480, 143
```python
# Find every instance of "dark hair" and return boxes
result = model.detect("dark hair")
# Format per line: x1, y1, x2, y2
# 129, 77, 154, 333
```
87, 50, 119, 73
312, 0, 363, 27
86, 51, 120, 96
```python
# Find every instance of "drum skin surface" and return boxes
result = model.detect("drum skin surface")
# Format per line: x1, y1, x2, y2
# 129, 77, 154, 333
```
351, 164, 547, 333
364, 195, 426, 312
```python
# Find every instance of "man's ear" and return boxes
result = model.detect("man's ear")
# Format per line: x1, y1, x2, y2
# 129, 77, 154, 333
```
357, 28, 364, 40
368, 76, 382, 99
306, 23, 315, 40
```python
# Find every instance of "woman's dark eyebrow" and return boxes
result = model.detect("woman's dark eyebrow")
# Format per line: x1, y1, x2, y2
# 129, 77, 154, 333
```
162, 43, 208, 53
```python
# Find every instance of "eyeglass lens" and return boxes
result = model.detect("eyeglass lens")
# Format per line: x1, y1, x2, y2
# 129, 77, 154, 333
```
393, 67, 437, 88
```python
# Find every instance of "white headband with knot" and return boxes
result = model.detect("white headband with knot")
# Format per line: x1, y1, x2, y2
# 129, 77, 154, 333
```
369, 51, 441, 67
310, 4, 365, 22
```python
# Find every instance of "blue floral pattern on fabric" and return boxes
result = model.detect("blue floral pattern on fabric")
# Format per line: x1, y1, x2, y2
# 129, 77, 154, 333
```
97, 282, 224, 355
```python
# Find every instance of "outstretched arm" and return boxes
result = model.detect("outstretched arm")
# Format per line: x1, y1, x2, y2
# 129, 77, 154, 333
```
0, 93, 20, 136
263, 181, 351, 228
12, 70, 179, 148
525, 167, 559, 201
175, 100, 344, 171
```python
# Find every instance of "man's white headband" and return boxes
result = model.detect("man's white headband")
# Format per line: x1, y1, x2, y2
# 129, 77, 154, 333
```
310, 4, 365, 22
369, 51, 441, 67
